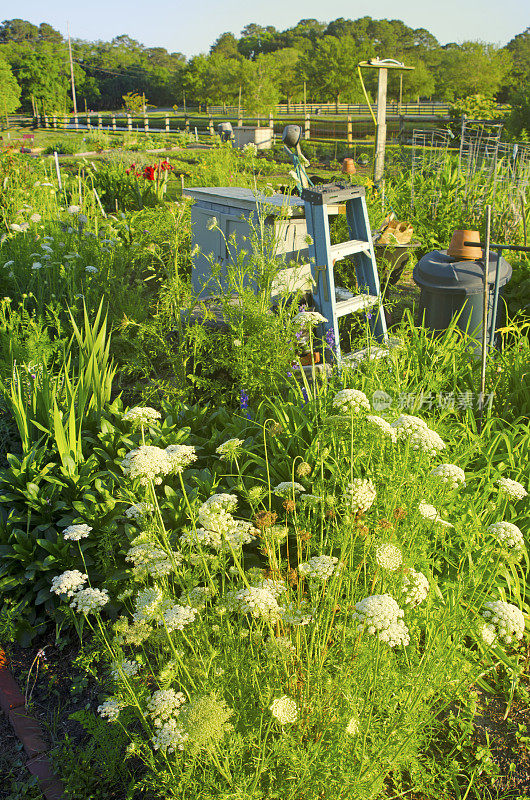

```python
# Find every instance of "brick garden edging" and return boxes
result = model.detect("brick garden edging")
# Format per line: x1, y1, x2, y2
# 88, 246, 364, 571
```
0, 647, 64, 800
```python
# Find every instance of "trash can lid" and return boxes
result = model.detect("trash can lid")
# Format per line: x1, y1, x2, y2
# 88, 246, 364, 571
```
413, 250, 512, 295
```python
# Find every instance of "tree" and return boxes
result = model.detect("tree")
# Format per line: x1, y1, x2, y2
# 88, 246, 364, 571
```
210, 32, 239, 59
388, 56, 435, 101
0, 55, 21, 113
298, 35, 370, 105
3, 41, 76, 112
240, 55, 279, 115
436, 42, 512, 100
0, 19, 39, 43
506, 28, 530, 85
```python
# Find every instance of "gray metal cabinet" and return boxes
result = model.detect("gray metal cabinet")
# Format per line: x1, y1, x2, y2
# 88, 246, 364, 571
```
185, 187, 311, 298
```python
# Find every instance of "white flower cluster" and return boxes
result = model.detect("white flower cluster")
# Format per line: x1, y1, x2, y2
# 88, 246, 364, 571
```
124, 502, 154, 520
345, 717, 359, 736
70, 587, 109, 615
62, 523, 92, 541
179, 586, 214, 609
110, 658, 139, 681
430, 463, 466, 489
479, 623, 497, 646
125, 539, 180, 578
152, 719, 188, 752
148, 688, 187, 726
133, 586, 172, 623
216, 439, 244, 460
375, 543, 402, 571
123, 406, 161, 426
497, 477, 528, 502
292, 311, 327, 329
121, 445, 173, 486
353, 594, 410, 647
122, 444, 196, 485
401, 569, 430, 607
418, 501, 453, 528
482, 600, 525, 645
50, 570, 87, 597
165, 444, 198, 473
273, 481, 305, 497
332, 389, 370, 414
344, 479, 376, 512
270, 695, 298, 725
367, 415, 397, 443
97, 697, 123, 722
227, 584, 283, 622
299, 493, 322, 508
281, 600, 314, 626
488, 521, 525, 560
200, 493, 238, 514
163, 604, 198, 632
242, 142, 258, 156
298, 555, 342, 581
391, 415, 445, 456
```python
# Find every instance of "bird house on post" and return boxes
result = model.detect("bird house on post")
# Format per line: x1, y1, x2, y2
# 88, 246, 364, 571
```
357, 58, 414, 187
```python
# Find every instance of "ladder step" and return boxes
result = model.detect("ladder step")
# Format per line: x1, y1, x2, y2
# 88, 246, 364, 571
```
329, 239, 370, 262
336, 294, 379, 317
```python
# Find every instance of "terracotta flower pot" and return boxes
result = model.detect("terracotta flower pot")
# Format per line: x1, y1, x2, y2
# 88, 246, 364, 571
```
342, 158, 356, 175
299, 351, 321, 366
447, 229, 482, 261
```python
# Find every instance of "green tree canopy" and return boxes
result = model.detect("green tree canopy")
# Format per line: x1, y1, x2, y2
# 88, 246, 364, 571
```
436, 42, 512, 100
0, 54, 21, 113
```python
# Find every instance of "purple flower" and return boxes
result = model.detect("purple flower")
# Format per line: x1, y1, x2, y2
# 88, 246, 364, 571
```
286, 371, 293, 377
325, 328, 335, 347
295, 331, 304, 341
301, 388, 308, 404
240, 389, 249, 409
365, 312, 373, 321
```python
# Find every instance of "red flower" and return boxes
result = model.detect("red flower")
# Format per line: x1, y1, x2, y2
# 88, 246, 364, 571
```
159, 160, 173, 172
143, 166, 155, 181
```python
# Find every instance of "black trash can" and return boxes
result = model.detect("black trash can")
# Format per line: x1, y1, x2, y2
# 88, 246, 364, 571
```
413, 250, 512, 352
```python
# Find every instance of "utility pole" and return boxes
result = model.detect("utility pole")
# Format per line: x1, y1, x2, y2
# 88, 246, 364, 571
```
67, 23, 77, 115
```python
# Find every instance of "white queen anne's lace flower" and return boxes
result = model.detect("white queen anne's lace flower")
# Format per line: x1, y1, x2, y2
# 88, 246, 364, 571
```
418, 501, 453, 527
165, 444, 197, 473
497, 478, 528, 502
401, 569, 430, 607
481, 600, 525, 645
430, 463, 466, 489
332, 388, 370, 414
353, 593, 410, 647
163, 604, 198, 632
367, 415, 397, 442
226, 585, 282, 622
148, 689, 187, 726
70, 587, 109, 615
126, 539, 180, 578
345, 479, 376, 512
121, 445, 173, 486
62, 523, 92, 541
391, 415, 445, 455
97, 698, 123, 722
110, 659, 138, 681
123, 406, 161, 425
292, 311, 327, 328
298, 555, 342, 581
124, 502, 154, 520
216, 439, 244, 460
50, 570, 87, 597
273, 481, 305, 497
375, 543, 402, 571
152, 720, 188, 752
488, 521, 525, 560
200, 494, 238, 514
270, 695, 298, 725
345, 717, 359, 736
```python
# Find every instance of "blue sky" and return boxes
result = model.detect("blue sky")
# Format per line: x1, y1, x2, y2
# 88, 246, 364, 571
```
9, 0, 528, 56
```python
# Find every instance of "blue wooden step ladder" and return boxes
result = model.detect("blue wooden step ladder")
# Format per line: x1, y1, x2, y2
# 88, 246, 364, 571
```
301, 182, 388, 366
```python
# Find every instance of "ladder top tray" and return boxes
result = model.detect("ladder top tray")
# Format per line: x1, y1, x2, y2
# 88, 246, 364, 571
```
185, 187, 304, 214
301, 182, 366, 205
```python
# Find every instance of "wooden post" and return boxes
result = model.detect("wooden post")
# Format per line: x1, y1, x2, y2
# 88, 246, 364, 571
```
180, 174, 185, 194
238, 85, 242, 127
185, 116, 189, 134
269, 112, 274, 131
304, 81, 307, 116
165, 115, 169, 133
63, 115, 68, 131
374, 67, 388, 186
304, 112, 310, 140
144, 116, 148, 133
112, 115, 116, 131
44, 114, 49, 128
347, 114, 352, 145
126, 114, 131, 132
53, 115, 57, 129
97, 113, 102, 130
209, 117, 214, 136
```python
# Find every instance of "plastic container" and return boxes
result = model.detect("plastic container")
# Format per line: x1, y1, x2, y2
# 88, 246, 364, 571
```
413, 250, 512, 352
